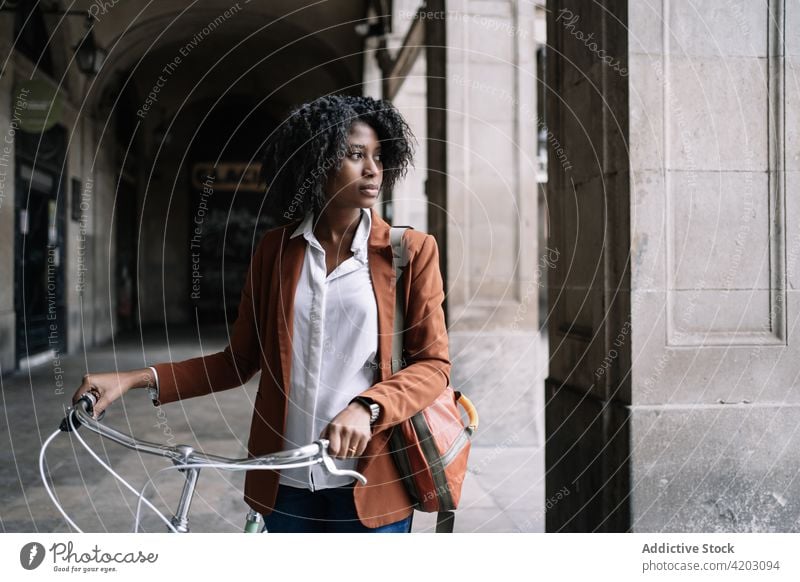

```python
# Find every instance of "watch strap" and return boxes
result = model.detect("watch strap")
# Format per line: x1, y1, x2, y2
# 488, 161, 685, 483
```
351, 396, 380, 424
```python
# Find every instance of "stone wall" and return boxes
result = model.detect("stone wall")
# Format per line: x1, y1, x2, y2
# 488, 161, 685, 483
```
546, 0, 800, 532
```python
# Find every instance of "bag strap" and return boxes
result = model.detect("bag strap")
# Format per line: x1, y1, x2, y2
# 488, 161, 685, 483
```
436, 510, 455, 533
389, 227, 455, 534
389, 226, 412, 375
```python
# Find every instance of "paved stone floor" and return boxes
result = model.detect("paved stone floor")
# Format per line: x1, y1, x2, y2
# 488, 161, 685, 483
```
0, 326, 546, 533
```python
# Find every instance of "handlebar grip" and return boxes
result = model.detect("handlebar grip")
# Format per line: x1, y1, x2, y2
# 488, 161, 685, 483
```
59, 394, 104, 432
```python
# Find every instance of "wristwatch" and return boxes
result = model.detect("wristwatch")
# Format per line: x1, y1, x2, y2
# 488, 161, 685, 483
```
147, 366, 161, 403
351, 396, 380, 425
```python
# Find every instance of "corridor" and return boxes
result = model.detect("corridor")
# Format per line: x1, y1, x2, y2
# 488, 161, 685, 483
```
1, 325, 545, 533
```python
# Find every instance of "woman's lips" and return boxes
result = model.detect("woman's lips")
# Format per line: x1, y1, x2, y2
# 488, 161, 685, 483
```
360, 187, 379, 196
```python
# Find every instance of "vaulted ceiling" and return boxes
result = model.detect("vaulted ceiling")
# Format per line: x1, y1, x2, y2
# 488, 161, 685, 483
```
70, 0, 372, 118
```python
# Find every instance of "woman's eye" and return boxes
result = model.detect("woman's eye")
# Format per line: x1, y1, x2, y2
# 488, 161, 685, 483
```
348, 151, 381, 162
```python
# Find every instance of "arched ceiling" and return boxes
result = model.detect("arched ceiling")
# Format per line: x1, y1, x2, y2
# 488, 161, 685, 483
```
69, 0, 371, 116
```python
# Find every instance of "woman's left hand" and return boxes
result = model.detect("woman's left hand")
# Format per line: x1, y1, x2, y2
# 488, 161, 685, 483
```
320, 402, 372, 459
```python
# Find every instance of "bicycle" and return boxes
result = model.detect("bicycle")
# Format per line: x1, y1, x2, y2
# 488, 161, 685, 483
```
39, 392, 368, 533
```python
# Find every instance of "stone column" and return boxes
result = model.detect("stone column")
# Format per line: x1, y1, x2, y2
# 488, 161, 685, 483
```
445, 0, 541, 447
371, 0, 430, 231
546, 0, 800, 531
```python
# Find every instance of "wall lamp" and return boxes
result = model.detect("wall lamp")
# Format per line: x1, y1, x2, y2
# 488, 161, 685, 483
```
1, 3, 107, 76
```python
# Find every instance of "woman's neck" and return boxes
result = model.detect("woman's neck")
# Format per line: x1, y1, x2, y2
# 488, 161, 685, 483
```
313, 207, 363, 245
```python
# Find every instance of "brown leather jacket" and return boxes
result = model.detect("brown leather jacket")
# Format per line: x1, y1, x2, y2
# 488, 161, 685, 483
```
152, 207, 451, 528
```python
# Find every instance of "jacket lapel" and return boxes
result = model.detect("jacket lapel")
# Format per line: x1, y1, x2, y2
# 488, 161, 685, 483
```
363, 209, 397, 467
366, 208, 395, 384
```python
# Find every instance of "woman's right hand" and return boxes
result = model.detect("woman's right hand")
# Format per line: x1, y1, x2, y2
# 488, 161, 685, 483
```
72, 369, 153, 418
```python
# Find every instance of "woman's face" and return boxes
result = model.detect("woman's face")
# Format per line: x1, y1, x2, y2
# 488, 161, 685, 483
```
323, 121, 383, 211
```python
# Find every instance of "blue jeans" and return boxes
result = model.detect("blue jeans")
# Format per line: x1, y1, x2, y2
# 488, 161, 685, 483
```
262, 483, 413, 533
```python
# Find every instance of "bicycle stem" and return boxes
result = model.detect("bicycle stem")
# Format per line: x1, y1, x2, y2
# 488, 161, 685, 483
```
171, 446, 200, 533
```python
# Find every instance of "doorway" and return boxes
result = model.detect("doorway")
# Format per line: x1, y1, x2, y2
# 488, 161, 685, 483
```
14, 125, 66, 369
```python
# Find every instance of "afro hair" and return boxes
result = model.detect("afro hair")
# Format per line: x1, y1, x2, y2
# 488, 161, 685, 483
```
259, 94, 416, 225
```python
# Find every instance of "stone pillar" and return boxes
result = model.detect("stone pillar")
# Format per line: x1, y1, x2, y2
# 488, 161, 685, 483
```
369, 0, 430, 231
445, 0, 541, 447
389, 54, 428, 231
546, 0, 800, 531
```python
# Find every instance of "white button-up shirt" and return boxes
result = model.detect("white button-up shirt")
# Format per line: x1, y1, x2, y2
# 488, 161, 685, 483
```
278, 206, 379, 491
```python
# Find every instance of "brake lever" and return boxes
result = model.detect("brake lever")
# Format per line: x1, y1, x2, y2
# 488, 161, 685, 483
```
314, 439, 368, 485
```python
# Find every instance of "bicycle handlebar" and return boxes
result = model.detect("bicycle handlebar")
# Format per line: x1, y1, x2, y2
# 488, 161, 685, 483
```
61, 393, 367, 484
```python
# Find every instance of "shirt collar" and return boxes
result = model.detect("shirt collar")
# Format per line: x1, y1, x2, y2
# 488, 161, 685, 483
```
290, 207, 372, 264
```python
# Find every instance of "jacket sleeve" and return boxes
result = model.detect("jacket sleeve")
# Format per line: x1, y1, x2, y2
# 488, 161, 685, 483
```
150, 235, 267, 405
357, 233, 451, 430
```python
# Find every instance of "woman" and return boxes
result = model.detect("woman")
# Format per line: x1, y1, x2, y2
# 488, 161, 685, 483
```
72, 95, 451, 533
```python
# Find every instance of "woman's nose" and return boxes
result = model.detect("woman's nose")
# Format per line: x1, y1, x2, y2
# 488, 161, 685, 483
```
364, 157, 379, 176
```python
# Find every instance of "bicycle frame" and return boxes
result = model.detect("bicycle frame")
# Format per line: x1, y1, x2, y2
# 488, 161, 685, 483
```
46, 395, 367, 533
